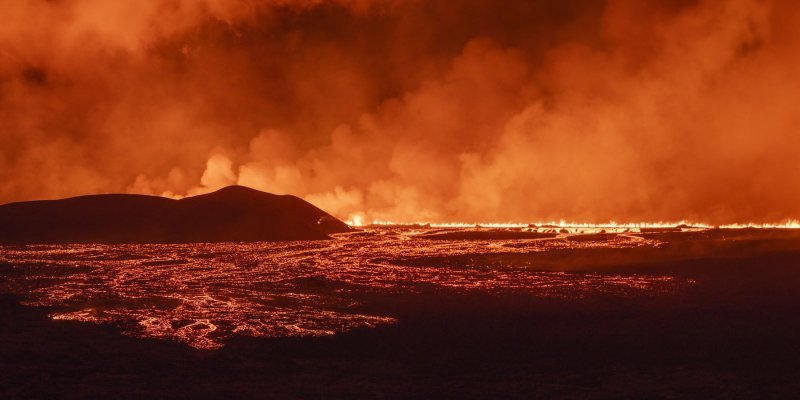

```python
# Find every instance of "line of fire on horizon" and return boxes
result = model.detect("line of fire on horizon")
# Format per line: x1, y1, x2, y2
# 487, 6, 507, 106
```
346, 217, 800, 230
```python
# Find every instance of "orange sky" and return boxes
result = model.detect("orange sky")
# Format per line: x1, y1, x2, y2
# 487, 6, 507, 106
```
1, 0, 799, 224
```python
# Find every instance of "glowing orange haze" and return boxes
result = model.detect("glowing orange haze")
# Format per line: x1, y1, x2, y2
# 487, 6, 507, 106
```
1, 0, 800, 225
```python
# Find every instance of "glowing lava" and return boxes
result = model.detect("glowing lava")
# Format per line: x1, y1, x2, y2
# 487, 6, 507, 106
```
350, 219, 800, 230
0, 227, 690, 349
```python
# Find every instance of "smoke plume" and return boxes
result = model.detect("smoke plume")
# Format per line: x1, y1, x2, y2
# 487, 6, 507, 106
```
2, 0, 799, 224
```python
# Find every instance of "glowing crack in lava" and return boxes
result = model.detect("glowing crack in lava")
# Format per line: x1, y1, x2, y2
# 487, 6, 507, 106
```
0, 227, 697, 349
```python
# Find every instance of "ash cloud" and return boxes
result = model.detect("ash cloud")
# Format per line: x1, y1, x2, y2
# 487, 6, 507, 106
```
1, 0, 799, 224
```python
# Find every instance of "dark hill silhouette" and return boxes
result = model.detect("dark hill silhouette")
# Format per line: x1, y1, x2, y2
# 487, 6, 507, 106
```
0, 186, 351, 244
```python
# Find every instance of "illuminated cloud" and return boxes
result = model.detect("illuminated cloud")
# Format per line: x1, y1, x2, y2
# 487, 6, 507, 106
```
1, 0, 799, 224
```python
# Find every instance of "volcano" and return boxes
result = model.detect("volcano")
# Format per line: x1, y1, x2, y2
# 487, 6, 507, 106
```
0, 186, 351, 244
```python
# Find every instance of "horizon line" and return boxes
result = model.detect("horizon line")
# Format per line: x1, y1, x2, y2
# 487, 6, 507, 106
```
348, 219, 800, 229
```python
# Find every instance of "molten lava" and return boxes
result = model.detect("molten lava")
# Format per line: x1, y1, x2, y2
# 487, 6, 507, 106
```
0, 227, 691, 349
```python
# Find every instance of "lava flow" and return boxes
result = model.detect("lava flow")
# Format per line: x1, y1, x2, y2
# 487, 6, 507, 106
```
0, 227, 689, 349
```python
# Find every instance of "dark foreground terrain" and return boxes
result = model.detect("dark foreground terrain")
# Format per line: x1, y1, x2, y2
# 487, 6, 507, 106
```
2, 228, 800, 398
